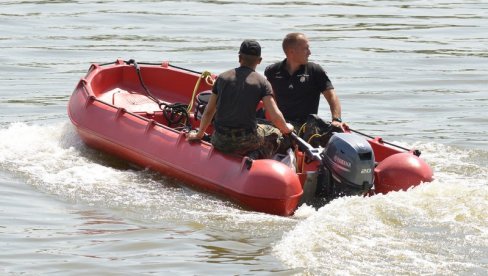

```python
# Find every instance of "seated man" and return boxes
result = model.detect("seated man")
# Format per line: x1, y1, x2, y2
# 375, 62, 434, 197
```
264, 32, 347, 131
186, 39, 293, 159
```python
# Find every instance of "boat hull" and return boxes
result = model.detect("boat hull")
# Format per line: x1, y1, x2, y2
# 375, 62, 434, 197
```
68, 59, 433, 216
68, 60, 303, 216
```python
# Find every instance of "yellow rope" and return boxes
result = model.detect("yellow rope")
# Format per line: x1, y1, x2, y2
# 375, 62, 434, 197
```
307, 134, 322, 144
298, 122, 307, 137
187, 71, 213, 113
298, 122, 321, 145
205, 74, 215, 86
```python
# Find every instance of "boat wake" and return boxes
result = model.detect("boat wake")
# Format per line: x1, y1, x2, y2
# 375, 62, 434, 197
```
0, 122, 294, 232
1, 122, 487, 274
275, 142, 488, 274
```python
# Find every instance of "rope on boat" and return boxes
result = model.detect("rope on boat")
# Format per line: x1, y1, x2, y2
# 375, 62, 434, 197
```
162, 103, 191, 130
298, 122, 307, 137
126, 59, 212, 131
307, 133, 322, 144
187, 70, 214, 113
126, 59, 163, 108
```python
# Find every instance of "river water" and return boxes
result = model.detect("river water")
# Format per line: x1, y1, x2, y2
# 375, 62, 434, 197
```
0, 1, 487, 275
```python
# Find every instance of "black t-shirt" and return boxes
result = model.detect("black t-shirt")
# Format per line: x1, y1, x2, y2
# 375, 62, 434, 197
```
264, 59, 334, 123
212, 66, 272, 129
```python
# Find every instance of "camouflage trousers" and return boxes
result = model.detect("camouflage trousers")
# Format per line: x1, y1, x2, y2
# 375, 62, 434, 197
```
211, 124, 284, 159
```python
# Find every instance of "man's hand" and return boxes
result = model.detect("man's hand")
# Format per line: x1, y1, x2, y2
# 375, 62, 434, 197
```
186, 130, 203, 142
284, 122, 294, 134
331, 120, 348, 129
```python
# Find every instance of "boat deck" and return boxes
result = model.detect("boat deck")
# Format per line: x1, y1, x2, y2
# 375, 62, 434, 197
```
98, 88, 161, 113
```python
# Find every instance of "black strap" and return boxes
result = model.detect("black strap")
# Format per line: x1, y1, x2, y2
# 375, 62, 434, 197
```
126, 59, 162, 108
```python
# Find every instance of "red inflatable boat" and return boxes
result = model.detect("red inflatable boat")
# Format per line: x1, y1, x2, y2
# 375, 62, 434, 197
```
68, 59, 433, 216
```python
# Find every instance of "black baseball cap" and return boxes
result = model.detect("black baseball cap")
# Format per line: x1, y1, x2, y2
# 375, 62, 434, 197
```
239, 39, 261, 57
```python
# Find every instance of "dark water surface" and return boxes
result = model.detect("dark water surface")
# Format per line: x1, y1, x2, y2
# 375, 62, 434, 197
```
1, 1, 487, 275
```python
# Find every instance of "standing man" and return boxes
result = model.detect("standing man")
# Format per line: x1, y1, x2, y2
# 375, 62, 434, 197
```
186, 39, 293, 159
264, 32, 345, 130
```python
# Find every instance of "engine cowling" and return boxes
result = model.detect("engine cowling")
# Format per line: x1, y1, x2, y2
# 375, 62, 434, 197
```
319, 133, 375, 198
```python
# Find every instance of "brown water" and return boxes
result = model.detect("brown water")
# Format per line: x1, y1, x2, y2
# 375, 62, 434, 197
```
0, 1, 487, 275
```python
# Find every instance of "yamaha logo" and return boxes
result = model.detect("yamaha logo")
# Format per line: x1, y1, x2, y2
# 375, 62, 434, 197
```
334, 155, 351, 168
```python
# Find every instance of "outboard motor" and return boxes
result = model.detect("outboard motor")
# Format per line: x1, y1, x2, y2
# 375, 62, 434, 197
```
317, 133, 375, 199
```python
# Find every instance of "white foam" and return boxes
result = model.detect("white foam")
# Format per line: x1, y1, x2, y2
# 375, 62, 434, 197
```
2, 122, 487, 272
0, 122, 293, 232
274, 156, 488, 274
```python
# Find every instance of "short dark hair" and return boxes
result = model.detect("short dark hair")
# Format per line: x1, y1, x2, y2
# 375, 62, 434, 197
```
282, 32, 305, 52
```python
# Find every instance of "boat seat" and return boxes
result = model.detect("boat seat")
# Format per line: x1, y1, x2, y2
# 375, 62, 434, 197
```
100, 88, 161, 113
